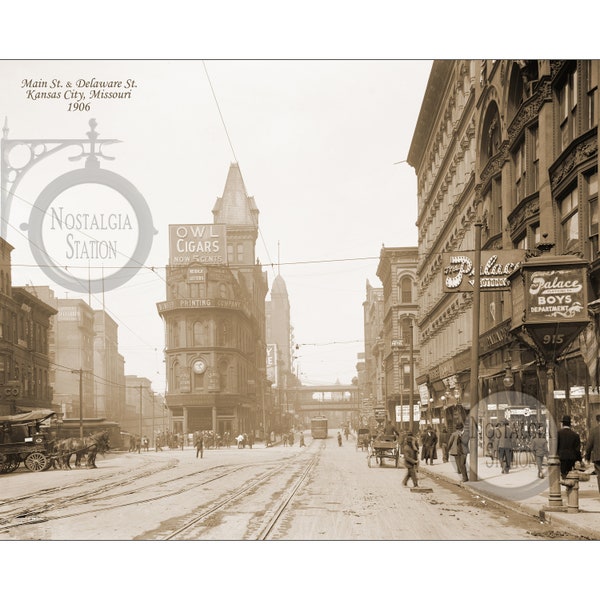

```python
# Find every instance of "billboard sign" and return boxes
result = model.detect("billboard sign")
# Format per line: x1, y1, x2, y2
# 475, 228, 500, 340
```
169, 224, 227, 266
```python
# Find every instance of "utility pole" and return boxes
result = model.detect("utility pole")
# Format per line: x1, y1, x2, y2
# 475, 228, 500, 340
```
409, 318, 415, 433
72, 368, 84, 439
468, 219, 483, 482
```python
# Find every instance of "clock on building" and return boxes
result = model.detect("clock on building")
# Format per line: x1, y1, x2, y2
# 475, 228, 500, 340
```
192, 359, 207, 374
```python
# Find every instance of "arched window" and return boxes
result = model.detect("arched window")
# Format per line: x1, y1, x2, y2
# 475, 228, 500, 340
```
400, 276, 413, 303
480, 102, 502, 165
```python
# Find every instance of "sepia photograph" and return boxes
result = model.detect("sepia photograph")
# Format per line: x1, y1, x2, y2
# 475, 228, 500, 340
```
1, 3, 600, 596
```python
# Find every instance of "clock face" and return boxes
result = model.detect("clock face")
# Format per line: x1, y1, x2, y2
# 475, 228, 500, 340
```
193, 359, 207, 374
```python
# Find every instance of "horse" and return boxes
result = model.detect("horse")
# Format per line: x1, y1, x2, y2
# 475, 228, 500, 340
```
55, 431, 110, 469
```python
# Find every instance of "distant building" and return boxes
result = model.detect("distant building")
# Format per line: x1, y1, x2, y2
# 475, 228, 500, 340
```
362, 280, 384, 425
0, 239, 56, 415
33, 286, 126, 423
266, 273, 294, 431
157, 163, 269, 437
93, 310, 126, 420
376, 247, 419, 429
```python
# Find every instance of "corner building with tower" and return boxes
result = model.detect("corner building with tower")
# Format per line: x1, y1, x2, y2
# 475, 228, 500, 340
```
157, 163, 268, 438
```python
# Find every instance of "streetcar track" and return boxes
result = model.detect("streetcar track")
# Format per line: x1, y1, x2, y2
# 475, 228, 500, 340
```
254, 451, 319, 540
163, 441, 323, 541
0, 456, 298, 533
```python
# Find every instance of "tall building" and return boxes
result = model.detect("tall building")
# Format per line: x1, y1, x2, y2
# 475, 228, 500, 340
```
408, 60, 600, 437
375, 247, 420, 429
0, 241, 56, 415
33, 286, 126, 423
93, 310, 126, 420
157, 163, 269, 437
265, 273, 293, 431
362, 280, 384, 426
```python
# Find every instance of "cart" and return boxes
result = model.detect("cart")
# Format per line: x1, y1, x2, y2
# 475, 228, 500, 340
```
356, 428, 371, 452
367, 436, 400, 468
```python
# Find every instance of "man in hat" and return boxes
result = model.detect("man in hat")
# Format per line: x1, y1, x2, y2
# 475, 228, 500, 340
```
448, 422, 469, 482
497, 419, 515, 474
557, 415, 582, 478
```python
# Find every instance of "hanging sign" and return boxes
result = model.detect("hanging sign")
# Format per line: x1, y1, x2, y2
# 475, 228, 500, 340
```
508, 256, 590, 362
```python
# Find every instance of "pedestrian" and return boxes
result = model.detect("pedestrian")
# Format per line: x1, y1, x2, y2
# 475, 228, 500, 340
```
383, 420, 398, 440
439, 426, 449, 463
248, 432, 254, 449
448, 422, 469, 482
337, 431, 342, 446
557, 415, 582, 479
195, 433, 204, 458
530, 426, 548, 478
585, 414, 600, 494
422, 425, 438, 465
299, 431, 306, 447
497, 419, 514, 474
402, 431, 419, 487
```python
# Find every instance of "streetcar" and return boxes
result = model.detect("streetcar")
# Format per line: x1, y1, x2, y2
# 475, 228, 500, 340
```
53, 418, 124, 449
310, 416, 328, 439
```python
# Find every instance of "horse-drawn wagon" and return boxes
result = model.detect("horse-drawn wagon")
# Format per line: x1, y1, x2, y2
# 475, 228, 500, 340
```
356, 428, 372, 451
367, 435, 401, 468
0, 409, 57, 473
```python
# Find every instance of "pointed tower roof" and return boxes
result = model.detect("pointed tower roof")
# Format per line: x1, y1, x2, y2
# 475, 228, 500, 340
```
212, 163, 259, 226
271, 274, 288, 296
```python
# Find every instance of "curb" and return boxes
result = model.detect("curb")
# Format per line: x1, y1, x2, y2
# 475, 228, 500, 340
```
418, 464, 597, 540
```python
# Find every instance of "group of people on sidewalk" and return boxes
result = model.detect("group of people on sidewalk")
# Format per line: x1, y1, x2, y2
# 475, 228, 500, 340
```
380, 412, 600, 493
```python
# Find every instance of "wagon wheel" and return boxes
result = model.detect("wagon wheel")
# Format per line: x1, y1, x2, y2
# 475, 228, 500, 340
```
24, 452, 49, 472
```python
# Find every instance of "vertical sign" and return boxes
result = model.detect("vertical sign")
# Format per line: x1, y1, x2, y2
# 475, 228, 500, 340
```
266, 344, 278, 386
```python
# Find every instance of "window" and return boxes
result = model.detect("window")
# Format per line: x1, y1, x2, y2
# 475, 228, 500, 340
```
516, 224, 541, 250
585, 60, 598, 130
531, 126, 539, 192
560, 187, 579, 252
558, 67, 578, 152
193, 320, 211, 346
402, 362, 411, 389
400, 276, 413, 303
400, 317, 412, 347
514, 139, 526, 203
587, 171, 599, 259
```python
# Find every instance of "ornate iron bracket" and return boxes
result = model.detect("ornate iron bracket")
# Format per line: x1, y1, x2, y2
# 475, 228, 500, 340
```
1, 118, 120, 238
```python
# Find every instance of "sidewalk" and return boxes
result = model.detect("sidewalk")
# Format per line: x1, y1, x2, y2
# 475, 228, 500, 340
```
417, 452, 600, 540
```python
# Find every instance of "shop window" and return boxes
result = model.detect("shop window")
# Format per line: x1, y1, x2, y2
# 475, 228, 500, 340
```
559, 187, 579, 253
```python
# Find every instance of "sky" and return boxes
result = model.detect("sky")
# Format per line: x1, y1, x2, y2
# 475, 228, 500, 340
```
0, 59, 432, 390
